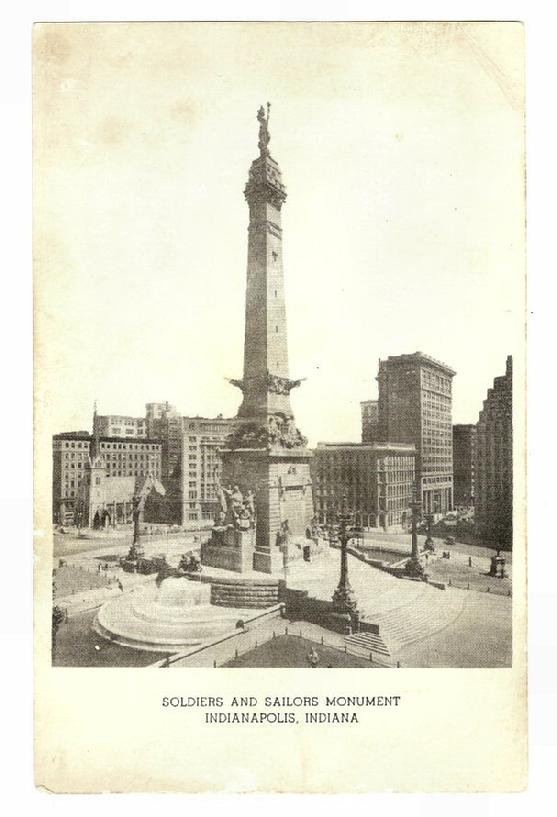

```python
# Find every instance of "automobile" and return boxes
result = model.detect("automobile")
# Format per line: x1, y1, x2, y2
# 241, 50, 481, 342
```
444, 535, 456, 546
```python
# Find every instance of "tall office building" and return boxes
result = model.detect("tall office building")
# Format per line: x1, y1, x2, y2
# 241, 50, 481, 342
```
145, 402, 182, 478
361, 400, 379, 443
453, 424, 477, 507
180, 415, 236, 523
144, 405, 235, 523
475, 356, 513, 548
377, 352, 455, 515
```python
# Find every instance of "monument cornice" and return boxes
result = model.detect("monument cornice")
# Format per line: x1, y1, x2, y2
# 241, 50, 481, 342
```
244, 182, 287, 210
227, 372, 306, 396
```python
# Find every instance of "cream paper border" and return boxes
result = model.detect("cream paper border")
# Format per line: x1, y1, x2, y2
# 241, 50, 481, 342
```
33, 21, 527, 793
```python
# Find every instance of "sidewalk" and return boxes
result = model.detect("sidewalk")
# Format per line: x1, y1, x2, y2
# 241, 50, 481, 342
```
158, 616, 368, 668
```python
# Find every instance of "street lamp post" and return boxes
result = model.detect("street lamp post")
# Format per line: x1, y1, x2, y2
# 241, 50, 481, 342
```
127, 494, 145, 561
404, 484, 425, 579
330, 498, 359, 622
424, 512, 435, 553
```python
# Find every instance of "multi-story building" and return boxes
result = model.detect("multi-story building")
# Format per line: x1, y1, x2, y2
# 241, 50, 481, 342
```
361, 400, 379, 443
144, 406, 236, 522
145, 402, 177, 426
453, 424, 477, 507
93, 413, 146, 438
376, 352, 455, 516
145, 402, 182, 478
312, 441, 416, 531
52, 431, 92, 525
179, 415, 236, 523
475, 356, 513, 548
52, 432, 162, 524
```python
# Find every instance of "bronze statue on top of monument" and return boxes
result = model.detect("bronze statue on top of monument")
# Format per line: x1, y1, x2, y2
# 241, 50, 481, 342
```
201, 106, 314, 575
257, 102, 271, 156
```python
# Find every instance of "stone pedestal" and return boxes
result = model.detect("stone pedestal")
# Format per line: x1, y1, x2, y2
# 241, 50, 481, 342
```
221, 446, 313, 575
253, 547, 285, 574
201, 526, 255, 573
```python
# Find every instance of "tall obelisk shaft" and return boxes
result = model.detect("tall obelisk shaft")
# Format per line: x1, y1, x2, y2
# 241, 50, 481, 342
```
238, 104, 293, 423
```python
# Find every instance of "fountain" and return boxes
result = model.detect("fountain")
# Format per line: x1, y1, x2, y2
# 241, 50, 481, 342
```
93, 576, 260, 652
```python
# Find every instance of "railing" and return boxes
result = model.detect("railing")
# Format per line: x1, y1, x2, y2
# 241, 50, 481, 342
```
207, 625, 390, 668
150, 605, 283, 667
441, 579, 512, 597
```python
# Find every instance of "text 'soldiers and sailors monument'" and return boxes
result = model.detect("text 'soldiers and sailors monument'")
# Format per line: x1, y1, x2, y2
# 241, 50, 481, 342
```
211, 104, 313, 574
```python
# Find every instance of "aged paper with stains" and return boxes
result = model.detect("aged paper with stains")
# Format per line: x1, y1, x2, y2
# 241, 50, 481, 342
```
34, 22, 526, 792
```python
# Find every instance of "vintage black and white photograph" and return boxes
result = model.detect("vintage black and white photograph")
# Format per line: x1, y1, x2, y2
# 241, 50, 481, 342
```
34, 22, 524, 676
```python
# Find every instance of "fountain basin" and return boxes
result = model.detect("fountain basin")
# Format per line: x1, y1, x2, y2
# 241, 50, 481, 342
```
93, 577, 263, 651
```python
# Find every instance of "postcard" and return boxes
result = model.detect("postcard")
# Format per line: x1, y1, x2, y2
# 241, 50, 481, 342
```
34, 21, 526, 792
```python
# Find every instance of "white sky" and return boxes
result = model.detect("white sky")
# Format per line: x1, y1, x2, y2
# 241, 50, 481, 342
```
34, 22, 525, 446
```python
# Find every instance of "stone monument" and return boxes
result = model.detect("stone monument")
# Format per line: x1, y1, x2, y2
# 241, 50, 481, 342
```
202, 104, 313, 574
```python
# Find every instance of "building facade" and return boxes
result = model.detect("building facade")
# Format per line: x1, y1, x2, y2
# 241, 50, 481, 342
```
377, 352, 455, 516
453, 424, 477, 507
93, 413, 146, 438
179, 415, 236, 523
145, 402, 182, 478
475, 356, 513, 548
52, 432, 92, 525
52, 432, 162, 525
361, 399, 379, 443
312, 442, 416, 531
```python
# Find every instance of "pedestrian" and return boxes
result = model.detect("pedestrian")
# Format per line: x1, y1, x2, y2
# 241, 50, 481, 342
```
117, 579, 124, 592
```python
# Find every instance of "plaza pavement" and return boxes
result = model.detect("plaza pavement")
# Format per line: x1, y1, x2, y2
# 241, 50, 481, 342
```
286, 551, 511, 667
54, 530, 512, 668
53, 527, 205, 559
360, 530, 512, 565
394, 591, 512, 667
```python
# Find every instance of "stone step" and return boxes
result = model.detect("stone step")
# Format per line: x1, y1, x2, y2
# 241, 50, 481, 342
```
376, 595, 467, 649
345, 633, 391, 656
